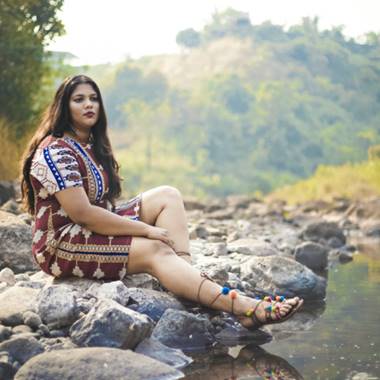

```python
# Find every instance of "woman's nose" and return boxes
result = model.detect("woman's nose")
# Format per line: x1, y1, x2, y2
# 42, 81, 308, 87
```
84, 98, 93, 108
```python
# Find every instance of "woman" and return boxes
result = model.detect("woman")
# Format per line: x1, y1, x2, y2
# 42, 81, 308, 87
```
21, 75, 303, 329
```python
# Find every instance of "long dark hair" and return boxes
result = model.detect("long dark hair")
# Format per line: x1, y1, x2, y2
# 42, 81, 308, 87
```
21, 75, 122, 214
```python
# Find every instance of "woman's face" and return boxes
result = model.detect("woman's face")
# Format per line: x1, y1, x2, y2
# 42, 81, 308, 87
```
69, 83, 100, 131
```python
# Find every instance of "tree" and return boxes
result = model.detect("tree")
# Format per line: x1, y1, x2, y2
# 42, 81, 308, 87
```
176, 28, 201, 48
0, 0, 64, 137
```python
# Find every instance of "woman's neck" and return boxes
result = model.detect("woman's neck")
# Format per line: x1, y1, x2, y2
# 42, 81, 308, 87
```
66, 129, 91, 145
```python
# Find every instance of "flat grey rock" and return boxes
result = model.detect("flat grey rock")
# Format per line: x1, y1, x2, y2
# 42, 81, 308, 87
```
15, 347, 184, 380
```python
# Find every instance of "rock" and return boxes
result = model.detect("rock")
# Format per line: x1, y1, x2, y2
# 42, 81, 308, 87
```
227, 239, 279, 256
37, 285, 78, 328
0, 336, 44, 365
327, 236, 345, 248
300, 221, 346, 245
23, 311, 42, 330
14, 273, 30, 282
294, 242, 328, 270
0, 181, 15, 206
362, 220, 380, 237
135, 338, 193, 369
70, 299, 153, 349
189, 225, 209, 239
241, 256, 326, 299
0, 287, 39, 326
215, 325, 272, 346
15, 347, 184, 380
85, 280, 130, 306
15, 280, 45, 289
0, 350, 15, 380
209, 242, 228, 256
123, 273, 157, 289
183, 197, 206, 211
0, 199, 21, 215
0, 210, 36, 273
128, 288, 185, 322
39, 337, 78, 352
12, 325, 33, 335
338, 250, 354, 263
0, 326, 12, 343
0, 268, 16, 286
205, 208, 235, 220
151, 309, 215, 350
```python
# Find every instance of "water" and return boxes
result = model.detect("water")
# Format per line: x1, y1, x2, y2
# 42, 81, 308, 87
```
183, 239, 380, 379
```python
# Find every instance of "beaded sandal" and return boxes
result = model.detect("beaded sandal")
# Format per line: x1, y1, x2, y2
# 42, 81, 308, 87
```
197, 272, 303, 329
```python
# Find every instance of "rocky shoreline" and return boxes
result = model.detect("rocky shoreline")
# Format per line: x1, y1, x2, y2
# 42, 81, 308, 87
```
0, 181, 379, 379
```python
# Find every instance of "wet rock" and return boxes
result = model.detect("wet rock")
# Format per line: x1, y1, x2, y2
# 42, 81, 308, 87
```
85, 280, 130, 306
37, 285, 78, 328
23, 311, 42, 330
15, 347, 184, 380
294, 242, 328, 270
0, 268, 16, 286
227, 239, 279, 256
152, 309, 215, 350
241, 256, 326, 299
0, 286, 39, 326
135, 338, 193, 369
0, 210, 36, 273
128, 288, 185, 322
0, 336, 44, 365
300, 221, 346, 245
70, 298, 153, 349
215, 324, 272, 346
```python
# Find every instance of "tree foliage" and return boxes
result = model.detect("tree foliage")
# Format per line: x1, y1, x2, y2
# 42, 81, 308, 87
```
0, 0, 64, 137
86, 12, 380, 197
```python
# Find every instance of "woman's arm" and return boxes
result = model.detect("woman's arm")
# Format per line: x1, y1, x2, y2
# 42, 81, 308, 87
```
55, 187, 171, 245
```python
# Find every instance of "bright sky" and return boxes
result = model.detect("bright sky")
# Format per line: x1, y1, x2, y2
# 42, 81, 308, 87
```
47, 0, 380, 65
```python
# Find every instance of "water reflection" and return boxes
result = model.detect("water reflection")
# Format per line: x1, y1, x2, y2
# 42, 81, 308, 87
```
184, 239, 380, 379
183, 345, 303, 380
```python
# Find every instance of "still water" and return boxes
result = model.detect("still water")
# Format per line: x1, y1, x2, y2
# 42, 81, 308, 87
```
183, 239, 380, 380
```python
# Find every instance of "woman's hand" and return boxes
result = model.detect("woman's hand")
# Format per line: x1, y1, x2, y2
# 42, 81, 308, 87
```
146, 226, 174, 248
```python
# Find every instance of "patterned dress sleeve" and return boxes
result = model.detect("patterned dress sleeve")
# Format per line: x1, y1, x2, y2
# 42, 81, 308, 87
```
30, 144, 83, 195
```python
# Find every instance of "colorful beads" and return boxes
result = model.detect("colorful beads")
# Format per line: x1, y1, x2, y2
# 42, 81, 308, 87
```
245, 308, 254, 317
264, 296, 272, 302
275, 295, 286, 302
230, 290, 238, 299
221, 286, 230, 295
265, 305, 272, 312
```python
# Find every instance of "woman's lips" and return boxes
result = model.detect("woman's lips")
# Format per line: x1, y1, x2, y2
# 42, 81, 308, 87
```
84, 112, 95, 118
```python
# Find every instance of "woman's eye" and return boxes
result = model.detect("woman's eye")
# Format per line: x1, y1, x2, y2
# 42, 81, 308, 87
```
73, 98, 82, 103
91, 97, 98, 102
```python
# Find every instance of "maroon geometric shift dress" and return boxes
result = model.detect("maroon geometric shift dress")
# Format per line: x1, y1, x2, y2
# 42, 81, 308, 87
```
30, 135, 141, 280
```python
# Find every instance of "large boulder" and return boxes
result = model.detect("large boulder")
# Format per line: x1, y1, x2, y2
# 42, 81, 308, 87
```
15, 347, 184, 380
0, 286, 39, 326
70, 299, 153, 349
241, 256, 326, 299
294, 242, 328, 270
151, 309, 215, 350
0, 211, 36, 273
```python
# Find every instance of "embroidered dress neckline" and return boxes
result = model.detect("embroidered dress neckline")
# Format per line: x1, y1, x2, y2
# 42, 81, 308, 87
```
62, 136, 93, 149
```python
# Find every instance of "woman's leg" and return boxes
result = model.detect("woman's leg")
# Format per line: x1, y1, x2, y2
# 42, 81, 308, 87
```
127, 237, 300, 328
139, 186, 190, 261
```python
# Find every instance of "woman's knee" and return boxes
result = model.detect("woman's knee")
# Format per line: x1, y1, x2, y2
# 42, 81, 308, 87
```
157, 185, 182, 204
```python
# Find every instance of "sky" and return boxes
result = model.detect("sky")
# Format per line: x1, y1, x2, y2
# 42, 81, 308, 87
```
47, 0, 380, 65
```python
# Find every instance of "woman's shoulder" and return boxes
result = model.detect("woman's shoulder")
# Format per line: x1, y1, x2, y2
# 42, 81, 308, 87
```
37, 135, 73, 150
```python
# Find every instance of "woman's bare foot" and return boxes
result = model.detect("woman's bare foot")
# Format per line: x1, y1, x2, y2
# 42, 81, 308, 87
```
235, 296, 303, 329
